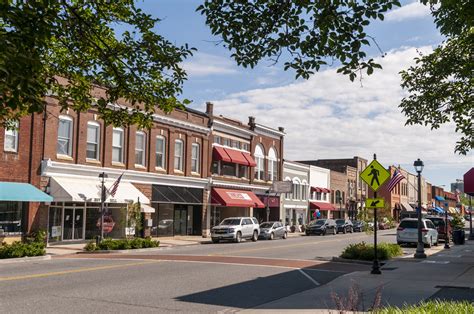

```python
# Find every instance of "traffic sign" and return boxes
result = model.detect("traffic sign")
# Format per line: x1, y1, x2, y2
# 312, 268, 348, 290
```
360, 159, 390, 192
366, 198, 385, 209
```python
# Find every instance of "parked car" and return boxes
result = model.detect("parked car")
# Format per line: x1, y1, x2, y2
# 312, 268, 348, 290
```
378, 221, 389, 230
352, 221, 366, 232
211, 217, 260, 243
396, 218, 439, 247
335, 219, 353, 234
258, 221, 287, 240
426, 216, 452, 242
305, 219, 337, 236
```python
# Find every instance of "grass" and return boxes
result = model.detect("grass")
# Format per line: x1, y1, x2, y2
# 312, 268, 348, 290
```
375, 300, 474, 313
340, 241, 403, 261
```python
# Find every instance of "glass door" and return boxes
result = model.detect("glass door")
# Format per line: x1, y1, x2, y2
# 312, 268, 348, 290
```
174, 206, 187, 236
62, 206, 85, 241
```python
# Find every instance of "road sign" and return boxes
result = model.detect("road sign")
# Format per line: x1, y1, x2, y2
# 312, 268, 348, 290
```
366, 198, 385, 209
360, 159, 390, 192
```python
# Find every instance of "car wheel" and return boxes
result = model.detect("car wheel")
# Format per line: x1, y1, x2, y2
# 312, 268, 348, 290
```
350, 227, 353, 233
434, 237, 439, 246
283, 232, 288, 239
333, 228, 336, 235
343, 228, 347, 234
425, 237, 432, 248
322, 230, 326, 236
251, 230, 258, 242
212, 238, 219, 244
235, 232, 242, 243
270, 232, 274, 240
305, 231, 310, 236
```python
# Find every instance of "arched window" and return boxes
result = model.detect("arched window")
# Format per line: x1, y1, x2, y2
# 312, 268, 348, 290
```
57, 115, 73, 156
267, 147, 278, 181
301, 180, 308, 200
254, 144, 265, 180
292, 177, 301, 200
284, 177, 292, 200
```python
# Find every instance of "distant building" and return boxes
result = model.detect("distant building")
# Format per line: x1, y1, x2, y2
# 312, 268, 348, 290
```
451, 179, 464, 194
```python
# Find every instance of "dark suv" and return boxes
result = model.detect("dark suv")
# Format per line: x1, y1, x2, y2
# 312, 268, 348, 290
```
305, 219, 337, 236
426, 216, 451, 242
335, 219, 353, 234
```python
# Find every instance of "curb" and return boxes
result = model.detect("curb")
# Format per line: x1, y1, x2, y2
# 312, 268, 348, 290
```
77, 246, 170, 254
331, 256, 379, 265
0, 255, 51, 264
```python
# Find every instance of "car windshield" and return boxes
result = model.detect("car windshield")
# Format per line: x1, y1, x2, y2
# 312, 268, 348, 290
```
260, 222, 274, 228
310, 220, 325, 226
335, 219, 345, 225
399, 220, 418, 229
220, 219, 241, 226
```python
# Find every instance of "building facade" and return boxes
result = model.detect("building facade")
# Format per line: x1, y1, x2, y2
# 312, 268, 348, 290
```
282, 161, 309, 227
307, 165, 333, 220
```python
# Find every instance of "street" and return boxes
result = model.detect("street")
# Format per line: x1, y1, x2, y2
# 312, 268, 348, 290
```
0, 229, 436, 313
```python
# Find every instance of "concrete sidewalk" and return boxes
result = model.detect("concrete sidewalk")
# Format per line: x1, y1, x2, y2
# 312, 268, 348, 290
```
246, 239, 474, 312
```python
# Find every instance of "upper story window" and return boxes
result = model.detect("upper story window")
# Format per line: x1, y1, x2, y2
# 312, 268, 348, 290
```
268, 147, 278, 181
86, 122, 100, 160
135, 131, 146, 166
4, 121, 19, 152
155, 136, 166, 169
214, 135, 221, 144
174, 139, 184, 171
223, 138, 231, 147
57, 115, 73, 156
191, 143, 200, 173
254, 144, 265, 180
284, 178, 292, 200
112, 128, 124, 163
301, 181, 308, 200
241, 142, 249, 151
231, 140, 239, 148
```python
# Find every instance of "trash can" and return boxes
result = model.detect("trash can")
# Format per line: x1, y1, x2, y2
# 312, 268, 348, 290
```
452, 229, 465, 245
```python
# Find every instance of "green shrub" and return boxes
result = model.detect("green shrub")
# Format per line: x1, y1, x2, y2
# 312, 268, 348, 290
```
341, 242, 402, 261
84, 240, 97, 252
375, 300, 474, 313
92, 238, 160, 251
0, 231, 46, 259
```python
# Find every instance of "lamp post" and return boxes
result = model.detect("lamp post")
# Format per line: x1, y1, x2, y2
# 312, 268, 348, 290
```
413, 159, 426, 258
98, 172, 108, 243
444, 203, 450, 249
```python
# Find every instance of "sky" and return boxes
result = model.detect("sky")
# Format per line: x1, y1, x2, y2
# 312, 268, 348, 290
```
135, 0, 472, 189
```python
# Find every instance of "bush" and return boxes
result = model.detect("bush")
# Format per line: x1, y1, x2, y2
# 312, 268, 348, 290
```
85, 237, 159, 251
0, 230, 47, 259
375, 300, 474, 313
341, 242, 403, 261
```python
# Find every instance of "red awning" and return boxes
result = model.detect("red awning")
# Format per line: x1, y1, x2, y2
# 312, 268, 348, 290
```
310, 201, 335, 210
224, 148, 250, 166
212, 188, 265, 208
311, 187, 322, 193
322, 188, 331, 193
213, 146, 232, 163
242, 152, 257, 167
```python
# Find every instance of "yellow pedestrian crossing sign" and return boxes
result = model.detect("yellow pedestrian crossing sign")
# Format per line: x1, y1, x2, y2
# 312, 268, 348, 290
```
360, 159, 390, 192
366, 198, 385, 209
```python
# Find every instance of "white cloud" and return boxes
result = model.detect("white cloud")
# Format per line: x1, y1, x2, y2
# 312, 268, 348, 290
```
210, 46, 472, 173
385, 1, 431, 22
182, 52, 237, 77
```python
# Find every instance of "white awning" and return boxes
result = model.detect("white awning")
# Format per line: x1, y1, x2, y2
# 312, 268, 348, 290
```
401, 202, 415, 212
141, 204, 155, 213
49, 176, 150, 204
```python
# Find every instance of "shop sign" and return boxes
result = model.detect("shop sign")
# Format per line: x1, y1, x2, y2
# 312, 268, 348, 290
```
226, 192, 252, 201
96, 214, 116, 234
51, 226, 61, 238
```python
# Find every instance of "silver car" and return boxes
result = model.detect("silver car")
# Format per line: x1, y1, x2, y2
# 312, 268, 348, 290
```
211, 217, 260, 243
397, 218, 439, 247
258, 221, 287, 240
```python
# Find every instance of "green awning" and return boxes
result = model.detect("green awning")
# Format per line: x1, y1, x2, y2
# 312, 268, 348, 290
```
0, 182, 53, 202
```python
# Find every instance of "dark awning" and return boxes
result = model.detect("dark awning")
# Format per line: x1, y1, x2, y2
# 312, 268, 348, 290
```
212, 188, 265, 208
0, 182, 53, 202
152, 185, 203, 205
435, 195, 445, 201
310, 201, 335, 210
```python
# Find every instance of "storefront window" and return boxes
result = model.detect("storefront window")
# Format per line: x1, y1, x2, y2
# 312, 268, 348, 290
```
153, 203, 174, 236
222, 162, 237, 176
48, 206, 63, 242
0, 202, 24, 235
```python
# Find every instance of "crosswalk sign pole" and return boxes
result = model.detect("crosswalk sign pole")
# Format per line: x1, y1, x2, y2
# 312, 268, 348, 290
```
371, 154, 382, 275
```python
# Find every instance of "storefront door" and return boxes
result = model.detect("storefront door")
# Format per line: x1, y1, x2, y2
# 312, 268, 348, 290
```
174, 206, 187, 236
62, 206, 85, 240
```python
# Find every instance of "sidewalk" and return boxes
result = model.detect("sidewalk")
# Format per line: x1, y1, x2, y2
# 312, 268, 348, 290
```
247, 238, 474, 311
46, 235, 210, 255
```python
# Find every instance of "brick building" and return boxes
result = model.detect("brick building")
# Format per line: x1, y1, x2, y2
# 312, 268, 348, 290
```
206, 102, 285, 232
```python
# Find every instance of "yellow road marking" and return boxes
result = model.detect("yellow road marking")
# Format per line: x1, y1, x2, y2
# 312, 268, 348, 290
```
0, 261, 159, 282
209, 233, 373, 256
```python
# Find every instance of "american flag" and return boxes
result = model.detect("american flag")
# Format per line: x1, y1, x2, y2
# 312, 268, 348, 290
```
108, 173, 123, 197
386, 169, 405, 192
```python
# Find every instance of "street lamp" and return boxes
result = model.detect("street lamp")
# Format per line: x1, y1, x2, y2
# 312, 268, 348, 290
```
98, 172, 108, 243
413, 159, 426, 259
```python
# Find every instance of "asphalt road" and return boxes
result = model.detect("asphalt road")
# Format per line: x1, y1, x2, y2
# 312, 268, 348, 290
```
0, 229, 405, 313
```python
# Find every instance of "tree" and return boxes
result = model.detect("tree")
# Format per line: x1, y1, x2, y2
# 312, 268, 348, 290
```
198, 0, 472, 154
399, 1, 473, 155
1, 0, 194, 129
